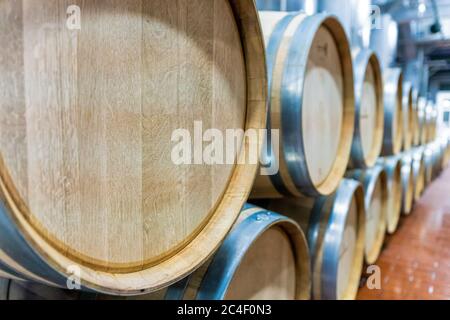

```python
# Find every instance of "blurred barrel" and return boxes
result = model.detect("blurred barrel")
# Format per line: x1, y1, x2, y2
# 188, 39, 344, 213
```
346, 166, 388, 264
348, 49, 384, 168
424, 146, 434, 186
381, 68, 403, 156
266, 179, 365, 300
0, 0, 267, 294
417, 97, 428, 145
402, 82, 414, 150
425, 102, 437, 143
251, 11, 354, 198
377, 157, 402, 234
431, 142, 444, 179
411, 148, 426, 202
400, 155, 415, 215
411, 89, 420, 146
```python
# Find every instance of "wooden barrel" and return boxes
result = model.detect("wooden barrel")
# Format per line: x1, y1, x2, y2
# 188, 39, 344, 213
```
2, 205, 312, 301
381, 68, 403, 156
424, 146, 434, 186
156, 205, 311, 300
417, 97, 428, 145
0, 0, 267, 294
266, 179, 365, 300
400, 155, 415, 215
348, 50, 384, 168
425, 103, 437, 143
402, 82, 414, 151
377, 156, 402, 234
411, 89, 420, 146
346, 166, 388, 264
251, 11, 355, 198
441, 137, 450, 169
431, 142, 444, 179
411, 148, 426, 202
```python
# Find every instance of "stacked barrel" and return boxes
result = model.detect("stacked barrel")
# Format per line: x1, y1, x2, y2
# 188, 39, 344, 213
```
1, 0, 449, 301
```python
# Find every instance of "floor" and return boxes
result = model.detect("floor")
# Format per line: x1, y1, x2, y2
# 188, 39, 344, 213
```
358, 166, 450, 300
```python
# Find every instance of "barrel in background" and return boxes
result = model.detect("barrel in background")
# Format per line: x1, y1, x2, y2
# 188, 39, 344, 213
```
411, 148, 426, 202
381, 68, 403, 156
251, 11, 355, 198
378, 157, 403, 234
400, 155, 415, 215
0, 0, 267, 294
348, 50, 384, 169
402, 82, 415, 151
346, 166, 388, 264
266, 179, 365, 300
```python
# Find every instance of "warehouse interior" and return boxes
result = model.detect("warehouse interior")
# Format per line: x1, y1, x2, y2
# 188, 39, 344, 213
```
0, 0, 449, 301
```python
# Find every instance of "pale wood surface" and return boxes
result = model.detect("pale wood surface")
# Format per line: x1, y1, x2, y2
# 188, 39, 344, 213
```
0, 0, 268, 293
387, 162, 402, 234
225, 226, 297, 300
365, 173, 387, 263
359, 61, 378, 159
302, 26, 344, 186
337, 197, 357, 300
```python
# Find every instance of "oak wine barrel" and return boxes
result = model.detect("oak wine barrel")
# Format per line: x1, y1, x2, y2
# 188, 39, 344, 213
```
425, 103, 437, 143
417, 97, 427, 145
410, 148, 426, 202
0, 0, 267, 294
348, 49, 384, 169
400, 155, 415, 215
431, 142, 444, 179
346, 166, 388, 264
402, 82, 414, 151
411, 89, 420, 146
424, 146, 434, 186
381, 68, 403, 156
377, 157, 402, 234
266, 179, 365, 300
251, 11, 355, 198
155, 205, 311, 300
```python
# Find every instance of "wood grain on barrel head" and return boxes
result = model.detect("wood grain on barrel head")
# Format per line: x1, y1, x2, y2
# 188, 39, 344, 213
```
303, 26, 344, 186
224, 227, 297, 300
337, 197, 357, 300
360, 61, 378, 159
0, 0, 246, 271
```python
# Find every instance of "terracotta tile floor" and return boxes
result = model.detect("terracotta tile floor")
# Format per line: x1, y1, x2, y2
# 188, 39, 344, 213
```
358, 166, 450, 300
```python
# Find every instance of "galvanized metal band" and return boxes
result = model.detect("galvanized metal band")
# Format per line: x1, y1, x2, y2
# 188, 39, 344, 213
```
281, 13, 329, 196
264, 13, 298, 197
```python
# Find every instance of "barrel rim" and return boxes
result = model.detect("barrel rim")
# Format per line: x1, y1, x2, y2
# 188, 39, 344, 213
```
350, 49, 384, 168
0, 0, 268, 294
